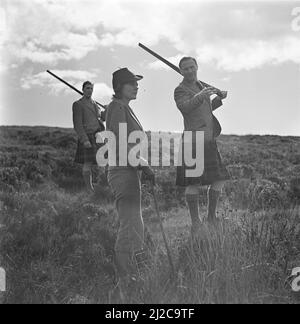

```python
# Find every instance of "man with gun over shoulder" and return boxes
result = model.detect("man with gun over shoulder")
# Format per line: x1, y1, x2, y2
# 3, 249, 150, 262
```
72, 81, 106, 193
174, 57, 230, 233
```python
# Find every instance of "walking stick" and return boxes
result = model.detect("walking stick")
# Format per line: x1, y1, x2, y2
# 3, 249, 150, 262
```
149, 183, 175, 279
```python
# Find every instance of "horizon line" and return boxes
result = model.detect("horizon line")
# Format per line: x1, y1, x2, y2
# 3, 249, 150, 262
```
0, 124, 299, 138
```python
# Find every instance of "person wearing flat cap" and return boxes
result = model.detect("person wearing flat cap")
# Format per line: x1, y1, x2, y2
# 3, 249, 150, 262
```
105, 68, 155, 300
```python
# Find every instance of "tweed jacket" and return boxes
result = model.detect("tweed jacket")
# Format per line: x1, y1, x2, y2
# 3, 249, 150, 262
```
174, 80, 223, 141
72, 97, 105, 144
106, 98, 146, 167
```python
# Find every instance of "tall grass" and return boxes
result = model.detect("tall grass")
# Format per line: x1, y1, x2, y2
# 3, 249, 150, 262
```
174, 208, 300, 304
0, 184, 299, 304
0, 127, 299, 303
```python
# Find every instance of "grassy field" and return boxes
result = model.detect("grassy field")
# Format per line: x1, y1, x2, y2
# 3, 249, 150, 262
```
0, 125, 299, 304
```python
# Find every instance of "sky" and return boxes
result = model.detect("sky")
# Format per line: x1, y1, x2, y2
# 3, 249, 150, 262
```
0, 0, 300, 136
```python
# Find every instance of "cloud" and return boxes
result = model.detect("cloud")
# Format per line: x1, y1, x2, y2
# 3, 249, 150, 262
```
0, 6, 6, 39
221, 76, 232, 82
93, 83, 113, 101
12, 32, 100, 64
3, 0, 299, 73
20, 69, 113, 100
97, 1, 300, 72
4, 0, 187, 65
21, 70, 96, 90
195, 36, 300, 72
144, 3, 300, 72
0, 5, 8, 73
147, 54, 184, 71
4, 0, 102, 65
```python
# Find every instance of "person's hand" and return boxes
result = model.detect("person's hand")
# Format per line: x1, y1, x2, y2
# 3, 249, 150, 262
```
218, 90, 228, 100
83, 141, 92, 149
95, 132, 104, 144
142, 166, 156, 186
197, 87, 219, 100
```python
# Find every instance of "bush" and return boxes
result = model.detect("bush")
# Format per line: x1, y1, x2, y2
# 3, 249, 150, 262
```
0, 167, 23, 186
224, 179, 288, 211
289, 177, 300, 202
0, 187, 118, 303
227, 163, 255, 179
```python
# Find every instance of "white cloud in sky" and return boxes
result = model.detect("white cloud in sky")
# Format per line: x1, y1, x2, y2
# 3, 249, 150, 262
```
195, 36, 300, 72
3, 0, 300, 72
146, 35, 300, 72
14, 32, 100, 64
21, 69, 113, 100
0, 5, 8, 73
93, 83, 113, 101
0, 6, 6, 37
147, 54, 184, 71
21, 70, 97, 90
5, 0, 102, 65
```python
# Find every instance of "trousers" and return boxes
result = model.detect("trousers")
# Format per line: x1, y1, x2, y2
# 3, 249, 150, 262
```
107, 167, 144, 278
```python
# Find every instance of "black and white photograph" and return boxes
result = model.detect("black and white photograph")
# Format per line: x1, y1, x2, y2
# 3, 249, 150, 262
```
0, 0, 300, 306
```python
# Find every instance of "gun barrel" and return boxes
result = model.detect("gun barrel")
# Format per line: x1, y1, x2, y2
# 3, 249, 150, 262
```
46, 70, 106, 109
138, 43, 222, 92
138, 43, 181, 74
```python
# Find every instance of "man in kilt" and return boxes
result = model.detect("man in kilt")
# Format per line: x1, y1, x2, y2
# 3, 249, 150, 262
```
72, 81, 106, 193
174, 57, 230, 231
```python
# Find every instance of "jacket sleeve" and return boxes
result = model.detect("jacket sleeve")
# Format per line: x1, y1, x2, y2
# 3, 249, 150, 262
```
72, 102, 89, 144
106, 102, 126, 135
174, 86, 203, 114
211, 96, 223, 111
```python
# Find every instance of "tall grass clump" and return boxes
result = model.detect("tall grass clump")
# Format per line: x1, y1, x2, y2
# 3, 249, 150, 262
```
175, 208, 300, 304
0, 184, 118, 304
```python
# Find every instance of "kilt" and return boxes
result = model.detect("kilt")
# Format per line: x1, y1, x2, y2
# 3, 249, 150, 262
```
176, 134, 230, 187
74, 132, 102, 165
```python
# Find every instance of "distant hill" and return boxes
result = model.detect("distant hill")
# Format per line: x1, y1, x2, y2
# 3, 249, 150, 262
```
0, 125, 299, 204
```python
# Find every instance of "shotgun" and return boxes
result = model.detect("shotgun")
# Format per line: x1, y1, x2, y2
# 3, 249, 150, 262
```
46, 70, 106, 109
138, 43, 226, 97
